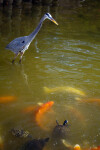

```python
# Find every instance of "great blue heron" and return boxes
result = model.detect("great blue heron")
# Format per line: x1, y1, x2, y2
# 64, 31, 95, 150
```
6, 13, 58, 63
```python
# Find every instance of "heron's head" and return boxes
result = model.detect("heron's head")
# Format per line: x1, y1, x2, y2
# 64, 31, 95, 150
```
45, 13, 58, 25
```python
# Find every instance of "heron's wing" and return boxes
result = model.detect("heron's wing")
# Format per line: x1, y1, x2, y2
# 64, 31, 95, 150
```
5, 36, 28, 53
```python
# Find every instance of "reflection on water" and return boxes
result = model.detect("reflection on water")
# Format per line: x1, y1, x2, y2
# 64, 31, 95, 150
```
0, 0, 100, 150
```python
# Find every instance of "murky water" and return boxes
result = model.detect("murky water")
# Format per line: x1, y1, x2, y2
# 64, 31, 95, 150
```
0, 1, 100, 150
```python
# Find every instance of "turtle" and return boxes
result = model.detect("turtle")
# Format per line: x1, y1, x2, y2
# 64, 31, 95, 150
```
10, 128, 32, 138
20, 137, 49, 150
52, 120, 70, 139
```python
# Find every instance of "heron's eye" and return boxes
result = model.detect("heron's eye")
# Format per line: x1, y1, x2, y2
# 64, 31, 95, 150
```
22, 41, 25, 43
46, 13, 48, 15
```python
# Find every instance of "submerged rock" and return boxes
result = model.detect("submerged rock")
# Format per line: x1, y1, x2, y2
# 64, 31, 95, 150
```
10, 128, 32, 138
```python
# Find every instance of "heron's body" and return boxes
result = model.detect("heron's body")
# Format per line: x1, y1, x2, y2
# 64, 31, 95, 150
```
6, 36, 28, 53
6, 13, 58, 63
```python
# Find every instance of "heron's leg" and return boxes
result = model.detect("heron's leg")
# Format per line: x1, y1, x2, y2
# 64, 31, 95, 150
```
12, 53, 19, 63
19, 52, 24, 63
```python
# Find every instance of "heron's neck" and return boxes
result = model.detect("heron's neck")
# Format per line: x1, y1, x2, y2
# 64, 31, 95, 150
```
28, 16, 45, 42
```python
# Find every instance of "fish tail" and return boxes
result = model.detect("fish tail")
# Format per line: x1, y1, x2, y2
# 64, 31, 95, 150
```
35, 113, 49, 131
61, 139, 72, 149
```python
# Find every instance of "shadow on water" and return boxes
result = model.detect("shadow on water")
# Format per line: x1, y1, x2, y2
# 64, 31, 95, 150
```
0, 0, 100, 150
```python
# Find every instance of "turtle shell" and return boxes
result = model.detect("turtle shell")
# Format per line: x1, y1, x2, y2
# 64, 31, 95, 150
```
20, 137, 49, 150
11, 128, 32, 138
52, 120, 70, 139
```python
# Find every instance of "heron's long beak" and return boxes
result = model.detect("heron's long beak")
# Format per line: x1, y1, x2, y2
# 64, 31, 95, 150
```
50, 18, 58, 25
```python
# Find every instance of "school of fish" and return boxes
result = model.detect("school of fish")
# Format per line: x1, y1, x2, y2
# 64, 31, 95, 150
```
0, 86, 100, 150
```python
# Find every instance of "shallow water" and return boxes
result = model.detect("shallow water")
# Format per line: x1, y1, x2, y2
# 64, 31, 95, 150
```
0, 1, 100, 150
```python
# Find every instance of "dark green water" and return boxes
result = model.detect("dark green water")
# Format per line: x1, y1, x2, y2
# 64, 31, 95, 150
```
0, 1, 100, 150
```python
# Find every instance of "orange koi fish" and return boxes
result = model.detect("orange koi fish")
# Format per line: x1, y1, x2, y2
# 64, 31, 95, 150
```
61, 140, 81, 150
22, 106, 38, 113
35, 101, 54, 130
0, 96, 16, 104
77, 98, 100, 104
0, 136, 4, 150
62, 139, 100, 150
22, 103, 43, 113
74, 144, 100, 150
90, 146, 100, 150
74, 144, 81, 150
83, 146, 100, 150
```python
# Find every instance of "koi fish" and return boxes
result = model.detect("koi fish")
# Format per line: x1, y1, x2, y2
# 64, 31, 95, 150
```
66, 106, 85, 124
22, 103, 43, 113
90, 146, 100, 150
35, 101, 54, 130
44, 86, 85, 96
66, 87, 86, 96
83, 146, 100, 150
77, 98, 100, 104
74, 144, 81, 150
62, 140, 100, 150
61, 140, 81, 150
0, 96, 16, 104
22, 106, 39, 113
61, 139, 73, 149
0, 136, 4, 150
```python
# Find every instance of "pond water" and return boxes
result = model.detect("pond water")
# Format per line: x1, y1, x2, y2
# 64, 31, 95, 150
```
0, 1, 100, 150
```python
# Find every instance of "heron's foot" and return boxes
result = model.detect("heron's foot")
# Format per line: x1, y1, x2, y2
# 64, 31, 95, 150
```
12, 59, 15, 64
19, 52, 23, 64
12, 53, 19, 64
19, 59, 22, 64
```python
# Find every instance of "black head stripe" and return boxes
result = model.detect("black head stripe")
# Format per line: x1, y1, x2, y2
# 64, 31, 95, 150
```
46, 13, 49, 17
